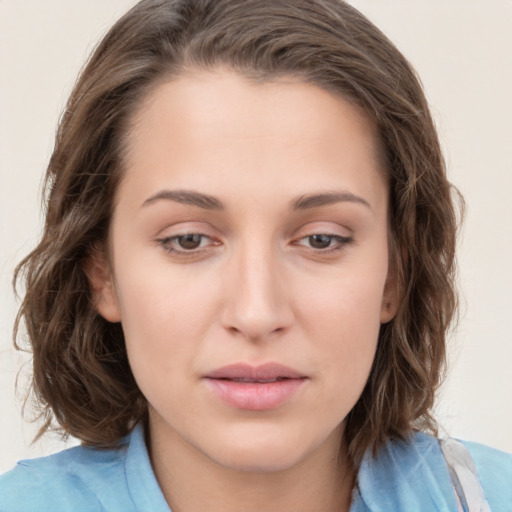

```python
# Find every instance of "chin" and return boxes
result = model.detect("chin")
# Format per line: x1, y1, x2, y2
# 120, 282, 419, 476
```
203, 422, 337, 474
212, 444, 306, 474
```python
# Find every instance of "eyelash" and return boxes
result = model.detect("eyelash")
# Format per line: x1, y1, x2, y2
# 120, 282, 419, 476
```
157, 233, 217, 255
293, 234, 353, 253
157, 233, 353, 255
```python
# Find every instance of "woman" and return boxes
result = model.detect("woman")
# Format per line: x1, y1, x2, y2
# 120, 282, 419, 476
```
1, 1, 510, 510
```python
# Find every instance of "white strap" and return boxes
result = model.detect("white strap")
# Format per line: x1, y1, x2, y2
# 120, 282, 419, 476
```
440, 438, 492, 512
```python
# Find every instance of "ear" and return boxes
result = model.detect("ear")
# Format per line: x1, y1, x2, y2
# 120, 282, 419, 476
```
380, 263, 399, 324
85, 244, 121, 323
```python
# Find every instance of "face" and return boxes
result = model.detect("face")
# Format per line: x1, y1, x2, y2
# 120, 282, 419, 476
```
93, 68, 397, 473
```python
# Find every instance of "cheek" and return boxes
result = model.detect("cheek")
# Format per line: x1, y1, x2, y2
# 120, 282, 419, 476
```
116, 258, 218, 330
114, 264, 222, 383
299, 266, 386, 332
297, 271, 386, 378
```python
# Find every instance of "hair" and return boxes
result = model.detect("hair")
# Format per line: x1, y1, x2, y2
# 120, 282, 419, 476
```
14, 0, 461, 465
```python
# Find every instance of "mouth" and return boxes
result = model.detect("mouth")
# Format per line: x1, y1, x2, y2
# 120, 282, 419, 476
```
203, 363, 308, 410
217, 377, 292, 383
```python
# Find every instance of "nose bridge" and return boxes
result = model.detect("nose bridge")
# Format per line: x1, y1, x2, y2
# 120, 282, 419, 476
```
222, 234, 291, 340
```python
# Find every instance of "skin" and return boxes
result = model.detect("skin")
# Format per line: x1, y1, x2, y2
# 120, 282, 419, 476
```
91, 68, 397, 512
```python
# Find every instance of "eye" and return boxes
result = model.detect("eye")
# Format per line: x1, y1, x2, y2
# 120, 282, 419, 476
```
157, 233, 217, 254
295, 234, 353, 252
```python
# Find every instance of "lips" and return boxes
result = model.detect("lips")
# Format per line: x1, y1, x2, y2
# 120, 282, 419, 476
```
203, 363, 307, 410
205, 363, 305, 381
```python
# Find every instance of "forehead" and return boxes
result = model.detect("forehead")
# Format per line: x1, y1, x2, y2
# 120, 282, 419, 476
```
118, 68, 387, 214
127, 68, 380, 150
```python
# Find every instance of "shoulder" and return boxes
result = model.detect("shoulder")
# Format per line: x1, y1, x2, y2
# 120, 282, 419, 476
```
356, 431, 512, 512
461, 439, 512, 511
0, 442, 132, 512
356, 432, 459, 511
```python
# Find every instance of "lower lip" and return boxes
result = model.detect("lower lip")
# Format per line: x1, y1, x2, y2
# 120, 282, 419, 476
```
204, 378, 306, 410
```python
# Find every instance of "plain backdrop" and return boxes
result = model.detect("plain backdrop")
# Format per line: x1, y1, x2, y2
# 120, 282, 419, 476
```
1, 1, 511, 473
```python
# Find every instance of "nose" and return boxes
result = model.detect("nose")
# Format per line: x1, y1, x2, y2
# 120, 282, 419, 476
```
221, 241, 293, 342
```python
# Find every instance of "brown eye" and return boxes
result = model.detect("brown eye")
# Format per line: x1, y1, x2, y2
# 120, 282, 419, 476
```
158, 233, 216, 254
308, 234, 333, 249
294, 233, 353, 253
177, 234, 203, 250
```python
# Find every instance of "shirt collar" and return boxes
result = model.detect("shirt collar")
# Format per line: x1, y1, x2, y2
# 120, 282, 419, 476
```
353, 431, 457, 512
125, 423, 171, 512
126, 425, 457, 512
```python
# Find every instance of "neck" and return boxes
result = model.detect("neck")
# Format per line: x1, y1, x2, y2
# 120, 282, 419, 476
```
148, 419, 355, 512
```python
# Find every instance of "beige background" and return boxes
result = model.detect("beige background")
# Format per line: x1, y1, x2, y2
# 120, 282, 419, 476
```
1, 1, 511, 472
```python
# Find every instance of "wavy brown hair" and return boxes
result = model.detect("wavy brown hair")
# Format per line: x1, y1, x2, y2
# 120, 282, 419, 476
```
14, 0, 461, 464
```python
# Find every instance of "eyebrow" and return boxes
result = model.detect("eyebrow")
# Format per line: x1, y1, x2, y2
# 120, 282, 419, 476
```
289, 191, 371, 211
142, 190, 224, 210
141, 189, 371, 211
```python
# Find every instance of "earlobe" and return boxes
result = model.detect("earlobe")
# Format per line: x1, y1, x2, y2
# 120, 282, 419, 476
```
85, 245, 121, 323
380, 268, 399, 324
380, 298, 397, 324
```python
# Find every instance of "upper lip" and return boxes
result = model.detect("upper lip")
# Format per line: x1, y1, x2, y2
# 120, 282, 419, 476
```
204, 363, 306, 382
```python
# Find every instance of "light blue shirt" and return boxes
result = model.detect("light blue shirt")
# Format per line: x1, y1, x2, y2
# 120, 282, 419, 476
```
1, 424, 511, 511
